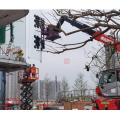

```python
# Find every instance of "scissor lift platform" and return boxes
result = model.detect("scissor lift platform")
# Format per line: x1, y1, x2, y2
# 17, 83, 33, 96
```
18, 77, 37, 83
19, 69, 39, 110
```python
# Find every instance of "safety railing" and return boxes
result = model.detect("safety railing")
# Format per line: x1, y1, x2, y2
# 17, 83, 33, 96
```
0, 44, 25, 62
18, 68, 39, 83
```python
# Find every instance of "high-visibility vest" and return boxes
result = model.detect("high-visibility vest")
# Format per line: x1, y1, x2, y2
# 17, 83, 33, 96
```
31, 67, 36, 74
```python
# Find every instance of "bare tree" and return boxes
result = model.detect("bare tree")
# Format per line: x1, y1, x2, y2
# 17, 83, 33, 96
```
39, 9, 120, 80
61, 77, 69, 97
85, 45, 106, 74
73, 73, 87, 97
40, 9, 120, 54
44, 77, 50, 104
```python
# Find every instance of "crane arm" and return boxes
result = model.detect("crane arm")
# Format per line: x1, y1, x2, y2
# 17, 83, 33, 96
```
54, 15, 120, 51
56, 15, 95, 36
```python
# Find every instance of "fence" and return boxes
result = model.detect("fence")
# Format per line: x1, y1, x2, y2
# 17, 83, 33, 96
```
57, 89, 96, 102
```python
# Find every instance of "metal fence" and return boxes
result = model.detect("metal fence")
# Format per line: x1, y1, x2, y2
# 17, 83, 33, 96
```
57, 89, 96, 102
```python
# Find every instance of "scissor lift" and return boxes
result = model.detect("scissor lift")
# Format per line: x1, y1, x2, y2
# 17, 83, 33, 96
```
19, 68, 39, 110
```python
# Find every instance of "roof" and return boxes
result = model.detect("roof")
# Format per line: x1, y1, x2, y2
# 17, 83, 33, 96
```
0, 10, 29, 26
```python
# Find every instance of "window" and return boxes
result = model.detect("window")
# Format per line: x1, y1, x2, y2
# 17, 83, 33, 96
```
99, 70, 116, 85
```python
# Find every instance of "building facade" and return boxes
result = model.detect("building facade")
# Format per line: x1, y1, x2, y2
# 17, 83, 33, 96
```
6, 71, 20, 99
4, 17, 26, 102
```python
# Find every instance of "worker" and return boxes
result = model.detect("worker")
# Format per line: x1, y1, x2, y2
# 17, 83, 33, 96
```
30, 64, 37, 78
17, 49, 24, 61
13, 48, 24, 61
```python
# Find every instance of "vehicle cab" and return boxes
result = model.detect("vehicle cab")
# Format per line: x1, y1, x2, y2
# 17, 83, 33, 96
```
98, 68, 120, 97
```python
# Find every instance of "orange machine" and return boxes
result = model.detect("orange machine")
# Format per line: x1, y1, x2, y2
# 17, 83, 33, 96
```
18, 67, 39, 83
27, 67, 39, 82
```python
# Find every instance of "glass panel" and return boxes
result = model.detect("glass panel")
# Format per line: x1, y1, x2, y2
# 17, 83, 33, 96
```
5, 17, 26, 58
99, 70, 116, 85
13, 18, 26, 57
0, 26, 5, 44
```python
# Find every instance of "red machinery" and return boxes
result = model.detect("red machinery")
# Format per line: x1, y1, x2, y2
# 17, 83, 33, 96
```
5, 98, 20, 110
41, 15, 120, 110
93, 68, 120, 110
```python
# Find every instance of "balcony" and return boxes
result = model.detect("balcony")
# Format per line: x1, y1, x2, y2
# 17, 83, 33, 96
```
0, 44, 28, 72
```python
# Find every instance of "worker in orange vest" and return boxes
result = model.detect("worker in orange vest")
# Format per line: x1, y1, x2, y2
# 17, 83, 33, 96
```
31, 64, 37, 78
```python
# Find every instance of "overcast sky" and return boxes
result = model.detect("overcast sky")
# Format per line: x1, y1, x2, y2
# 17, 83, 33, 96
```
25, 10, 102, 89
